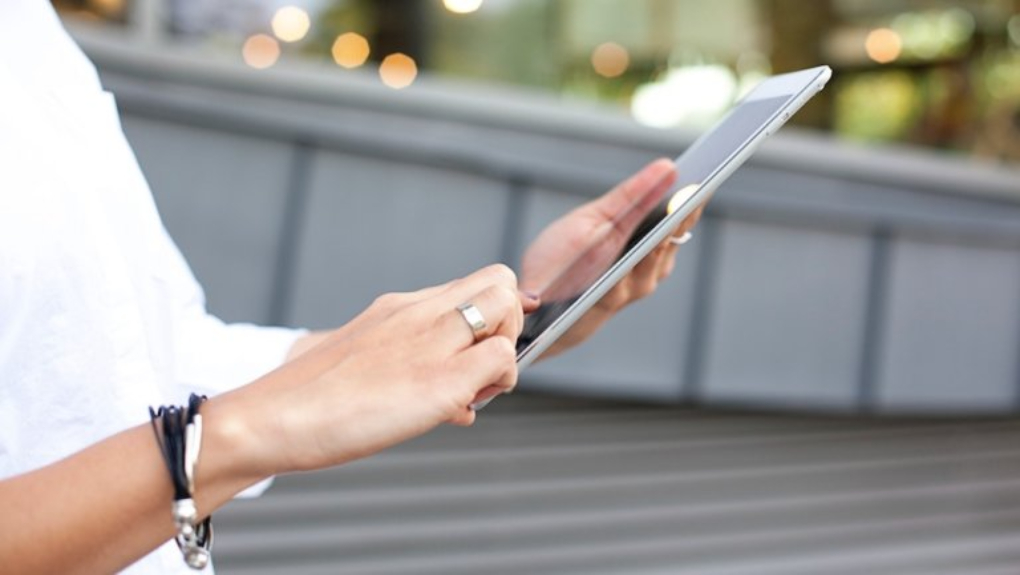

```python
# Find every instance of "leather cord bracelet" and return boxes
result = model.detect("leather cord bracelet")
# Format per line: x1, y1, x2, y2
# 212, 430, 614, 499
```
149, 393, 213, 570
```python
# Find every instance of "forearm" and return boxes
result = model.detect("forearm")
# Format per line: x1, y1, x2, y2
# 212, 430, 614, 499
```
0, 265, 525, 574
0, 396, 264, 575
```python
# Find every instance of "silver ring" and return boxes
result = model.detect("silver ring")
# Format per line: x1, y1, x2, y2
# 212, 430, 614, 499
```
668, 231, 693, 246
456, 302, 488, 342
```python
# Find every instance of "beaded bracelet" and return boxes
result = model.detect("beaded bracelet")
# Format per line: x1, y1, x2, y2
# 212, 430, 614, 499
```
149, 393, 213, 570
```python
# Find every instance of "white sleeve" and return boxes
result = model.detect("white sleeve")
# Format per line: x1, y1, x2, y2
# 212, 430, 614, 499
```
153, 226, 306, 499
155, 224, 307, 398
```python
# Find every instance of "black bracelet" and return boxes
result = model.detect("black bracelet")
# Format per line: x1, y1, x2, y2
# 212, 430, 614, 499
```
149, 393, 213, 570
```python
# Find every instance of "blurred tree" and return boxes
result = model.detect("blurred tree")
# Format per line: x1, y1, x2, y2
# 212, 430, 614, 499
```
373, 0, 428, 63
764, 0, 834, 130
52, 0, 128, 22
314, 0, 426, 64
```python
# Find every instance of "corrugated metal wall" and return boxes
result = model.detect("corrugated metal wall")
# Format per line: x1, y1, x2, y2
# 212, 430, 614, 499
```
212, 394, 1020, 574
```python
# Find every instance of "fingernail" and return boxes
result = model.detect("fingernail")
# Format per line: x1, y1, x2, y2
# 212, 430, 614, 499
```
522, 291, 540, 302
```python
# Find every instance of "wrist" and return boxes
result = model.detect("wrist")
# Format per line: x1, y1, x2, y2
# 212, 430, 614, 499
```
196, 393, 276, 494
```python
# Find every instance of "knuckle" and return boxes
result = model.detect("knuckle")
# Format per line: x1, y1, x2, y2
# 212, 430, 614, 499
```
601, 285, 629, 311
491, 336, 518, 363
371, 292, 394, 308
486, 263, 518, 286
452, 410, 476, 427
636, 278, 657, 299
401, 299, 433, 327
490, 284, 519, 310
661, 259, 676, 279
372, 291, 407, 310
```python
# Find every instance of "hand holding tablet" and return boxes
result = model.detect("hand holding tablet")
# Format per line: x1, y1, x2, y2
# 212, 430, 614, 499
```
475, 65, 832, 408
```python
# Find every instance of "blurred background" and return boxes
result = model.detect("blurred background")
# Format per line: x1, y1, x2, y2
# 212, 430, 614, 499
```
59, 1, 1020, 573
58, 0, 1020, 158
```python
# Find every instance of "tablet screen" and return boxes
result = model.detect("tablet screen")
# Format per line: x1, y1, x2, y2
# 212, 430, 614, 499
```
516, 94, 795, 358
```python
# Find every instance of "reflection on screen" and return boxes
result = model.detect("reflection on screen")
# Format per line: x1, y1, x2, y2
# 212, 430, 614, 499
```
516, 95, 792, 356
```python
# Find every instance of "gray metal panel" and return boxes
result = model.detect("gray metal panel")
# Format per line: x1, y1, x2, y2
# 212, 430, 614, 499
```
120, 115, 293, 324
516, 188, 700, 401
210, 395, 1020, 575
876, 236, 1020, 412
78, 25, 1020, 200
91, 42, 1020, 414
721, 165, 1020, 239
700, 219, 872, 408
286, 152, 512, 329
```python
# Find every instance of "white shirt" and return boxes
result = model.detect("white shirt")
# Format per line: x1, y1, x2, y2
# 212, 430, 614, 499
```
0, 2, 304, 573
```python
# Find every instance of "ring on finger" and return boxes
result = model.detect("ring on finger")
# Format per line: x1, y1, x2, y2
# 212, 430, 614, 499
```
456, 302, 488, 342
668, 231, 693, 246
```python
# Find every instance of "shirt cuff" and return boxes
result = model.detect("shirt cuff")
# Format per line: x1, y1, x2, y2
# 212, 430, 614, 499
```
175, 321, 308, 397
237, 477, 274, 499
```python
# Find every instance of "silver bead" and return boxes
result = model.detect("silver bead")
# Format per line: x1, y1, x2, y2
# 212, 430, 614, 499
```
173, 498, 198, 525
185, 547, 210, 570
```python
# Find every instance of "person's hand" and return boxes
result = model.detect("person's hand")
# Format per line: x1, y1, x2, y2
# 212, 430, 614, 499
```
519, 158, 704, 358
213, 264, 536, 476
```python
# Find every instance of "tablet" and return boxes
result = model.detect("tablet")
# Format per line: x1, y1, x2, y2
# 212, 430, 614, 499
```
479, 65, 831, 408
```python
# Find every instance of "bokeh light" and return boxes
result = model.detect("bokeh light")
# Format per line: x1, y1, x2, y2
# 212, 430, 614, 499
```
835, 71, 919, 140
51, 0, 1020, 162
90, 0, 125, 17
631, 65, 737, 129
1008, 14, 1020, 47
443, 0, 484, 14
272, 6, 311, 43
242, 34, 281, 69
865, 28, 902, 64
332, 32, 371, 69
890, 9, 973, 60
591, 42, 630, 78
379, 53, 418, 89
